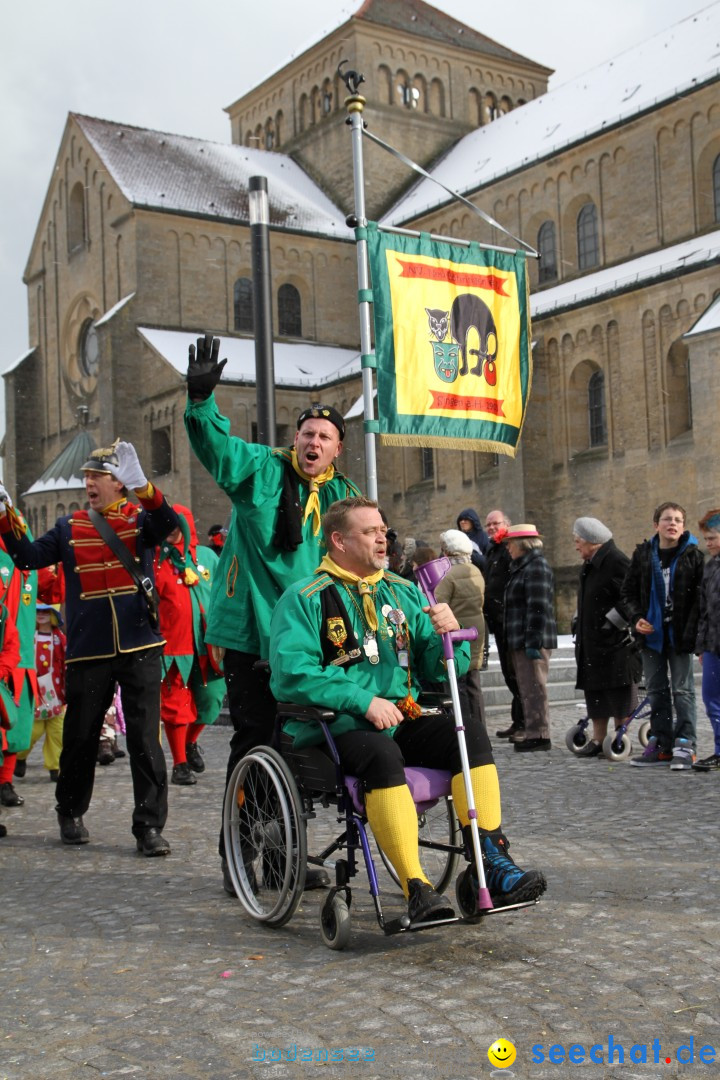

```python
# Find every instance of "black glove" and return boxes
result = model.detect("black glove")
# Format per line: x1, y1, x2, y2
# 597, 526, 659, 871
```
186, 333, 227, 401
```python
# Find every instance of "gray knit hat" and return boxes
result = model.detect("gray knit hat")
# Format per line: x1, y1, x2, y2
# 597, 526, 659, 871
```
573, 517, 612, 544
440, 529, 474, 556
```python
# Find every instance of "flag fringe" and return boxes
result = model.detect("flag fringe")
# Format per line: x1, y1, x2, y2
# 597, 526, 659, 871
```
379, 433, 517, 457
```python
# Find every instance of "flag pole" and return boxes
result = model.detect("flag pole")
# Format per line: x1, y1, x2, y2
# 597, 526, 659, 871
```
340, 62, 378, 501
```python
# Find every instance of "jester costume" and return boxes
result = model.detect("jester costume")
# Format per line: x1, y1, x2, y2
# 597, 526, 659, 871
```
269, 559, 546, 911
154, 505, 225, 778
0, 518, 38, 797
0, 604, 21, 833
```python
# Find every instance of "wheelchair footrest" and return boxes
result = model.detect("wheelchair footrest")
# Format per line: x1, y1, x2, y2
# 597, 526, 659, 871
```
463, 897, 541, 919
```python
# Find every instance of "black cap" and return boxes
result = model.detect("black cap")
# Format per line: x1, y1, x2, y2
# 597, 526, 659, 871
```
208, 524, 224, 536
296, 404, 345, 441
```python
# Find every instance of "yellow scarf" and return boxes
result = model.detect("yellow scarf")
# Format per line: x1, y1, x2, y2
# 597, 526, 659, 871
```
291, 450, 335, 536
318, 555, 384, 631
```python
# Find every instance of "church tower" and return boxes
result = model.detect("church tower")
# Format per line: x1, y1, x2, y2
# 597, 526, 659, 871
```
225, 0, 551, 219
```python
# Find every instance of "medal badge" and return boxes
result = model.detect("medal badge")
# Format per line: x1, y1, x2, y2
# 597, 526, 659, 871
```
326, 616, 348, 659
363, 631, 380, 664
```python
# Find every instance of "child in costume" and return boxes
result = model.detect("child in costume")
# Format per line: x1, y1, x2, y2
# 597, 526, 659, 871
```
154, 505, 226, 784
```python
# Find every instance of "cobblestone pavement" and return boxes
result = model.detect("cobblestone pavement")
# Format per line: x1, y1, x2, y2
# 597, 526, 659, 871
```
2, 702, 719, 1080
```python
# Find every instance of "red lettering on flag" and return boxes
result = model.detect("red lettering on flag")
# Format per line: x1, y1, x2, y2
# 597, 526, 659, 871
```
396, 259, 509, 296
430, 390, 505, 417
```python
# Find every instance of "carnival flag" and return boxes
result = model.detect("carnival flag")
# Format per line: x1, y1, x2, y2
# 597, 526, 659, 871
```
366, 223, 532, 455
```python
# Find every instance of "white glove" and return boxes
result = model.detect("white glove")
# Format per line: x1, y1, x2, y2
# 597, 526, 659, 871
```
0, 482, 13, 510
107, 442, 148, 490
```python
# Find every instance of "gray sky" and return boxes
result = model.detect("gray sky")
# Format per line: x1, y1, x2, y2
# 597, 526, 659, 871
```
0, 0, 692, 439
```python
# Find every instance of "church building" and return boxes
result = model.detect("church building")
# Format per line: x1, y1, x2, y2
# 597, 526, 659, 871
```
4, 0, 719, 621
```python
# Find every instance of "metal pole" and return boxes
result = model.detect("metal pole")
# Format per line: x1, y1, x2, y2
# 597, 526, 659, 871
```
249, 175, 276, 446
344, 83, 378, 501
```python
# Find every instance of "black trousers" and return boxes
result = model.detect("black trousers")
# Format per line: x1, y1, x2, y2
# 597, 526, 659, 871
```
57, 648, 168, 836
493, 630, 525, 729
333, 709, 495, 791
219, 649, 276, 857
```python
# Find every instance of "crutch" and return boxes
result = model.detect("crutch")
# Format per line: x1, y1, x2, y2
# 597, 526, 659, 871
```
415, 557, 493, 912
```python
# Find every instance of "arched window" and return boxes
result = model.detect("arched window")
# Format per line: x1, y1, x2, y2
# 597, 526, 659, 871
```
377, 65, 393, 106
68, 181, 87, 253
665, 340, 692, 441
278, 284, 302, 337
321, 78, 333, 115
577, 202, 600, 270
537, 221, 557, 284
151, 428, 173, 477
234, 277, 254, 332
298, 93, 309, 132
714, 153, 720, 222
429, 77, 445, 117
469, 88, 482, 126
481, 92, 500, 124
588, 370, 607, 446
395, 69, 420, 109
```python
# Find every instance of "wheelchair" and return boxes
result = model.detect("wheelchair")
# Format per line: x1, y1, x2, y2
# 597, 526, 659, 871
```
221, 698, 523, 951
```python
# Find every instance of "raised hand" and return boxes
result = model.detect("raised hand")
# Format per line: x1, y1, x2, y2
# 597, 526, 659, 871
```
186, 333, 227, 402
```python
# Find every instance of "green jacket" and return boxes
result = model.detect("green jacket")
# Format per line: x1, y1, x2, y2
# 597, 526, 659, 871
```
269, 571, 470, 748
185, 394, 360, 656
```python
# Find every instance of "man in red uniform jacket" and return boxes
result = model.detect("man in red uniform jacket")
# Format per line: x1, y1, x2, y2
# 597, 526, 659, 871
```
0, 442, 179, 855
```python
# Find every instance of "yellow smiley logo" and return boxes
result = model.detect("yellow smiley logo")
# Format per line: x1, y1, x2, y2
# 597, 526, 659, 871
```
488, 1039, 516, 1068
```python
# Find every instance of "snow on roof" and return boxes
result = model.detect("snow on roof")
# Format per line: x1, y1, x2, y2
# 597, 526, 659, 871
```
685, 293, 720, 338
383, 3, 720, 226
531, 229, 720, 318
2, 346, 36, 377
95, 292, 135, 327
138, 328, 361, 388
24, 475, 85, 497
73, 115, 349, 238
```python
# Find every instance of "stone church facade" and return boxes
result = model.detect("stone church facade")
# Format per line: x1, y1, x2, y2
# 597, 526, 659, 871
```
4, 0, 720, 624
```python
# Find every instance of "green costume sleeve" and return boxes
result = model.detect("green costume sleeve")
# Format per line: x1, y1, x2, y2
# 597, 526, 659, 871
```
184, 394, 272, 495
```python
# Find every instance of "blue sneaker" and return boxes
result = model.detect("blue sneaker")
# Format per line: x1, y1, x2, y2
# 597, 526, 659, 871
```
480, 833, 547, 908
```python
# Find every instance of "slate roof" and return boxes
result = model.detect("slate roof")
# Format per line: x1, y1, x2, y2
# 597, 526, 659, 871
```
72, 114, 348, 237
23, 430, 96, 497
354, 0, 546, 67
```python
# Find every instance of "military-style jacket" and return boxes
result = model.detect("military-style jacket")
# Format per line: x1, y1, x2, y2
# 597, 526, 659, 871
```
269, 570, 470, 749
0, 489, 179, 662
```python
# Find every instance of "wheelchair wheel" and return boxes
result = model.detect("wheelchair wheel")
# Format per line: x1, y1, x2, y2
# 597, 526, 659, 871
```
223, 746, 307, 927
320, 893, 351, 951
638, 720, 651, 747
602, 730, 632, 762
378, 796, 460, 896
455, 865, 478, 919
565, 723, 591, 754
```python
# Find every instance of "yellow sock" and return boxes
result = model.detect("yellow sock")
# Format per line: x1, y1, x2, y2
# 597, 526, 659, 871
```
365, 784, 428, 898
451, 765, 501, 832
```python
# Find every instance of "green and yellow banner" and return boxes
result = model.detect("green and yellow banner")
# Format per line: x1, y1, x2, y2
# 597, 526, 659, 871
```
366, 223, 532, 456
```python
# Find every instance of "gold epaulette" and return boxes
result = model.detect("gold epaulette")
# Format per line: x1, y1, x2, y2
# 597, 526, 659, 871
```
299, 573, 333, 600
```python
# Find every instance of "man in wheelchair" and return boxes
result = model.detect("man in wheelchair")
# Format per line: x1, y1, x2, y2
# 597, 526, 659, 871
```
269, 496, 546, 924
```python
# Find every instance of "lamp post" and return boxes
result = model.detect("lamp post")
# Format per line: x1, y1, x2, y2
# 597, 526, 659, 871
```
249, 175, 276, 445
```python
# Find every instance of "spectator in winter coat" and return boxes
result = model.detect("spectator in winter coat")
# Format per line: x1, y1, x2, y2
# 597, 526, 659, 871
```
483, 509, 525, 741
503, 525, 557, 753
621, 502, 704, 769
693, 508, 720, 772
